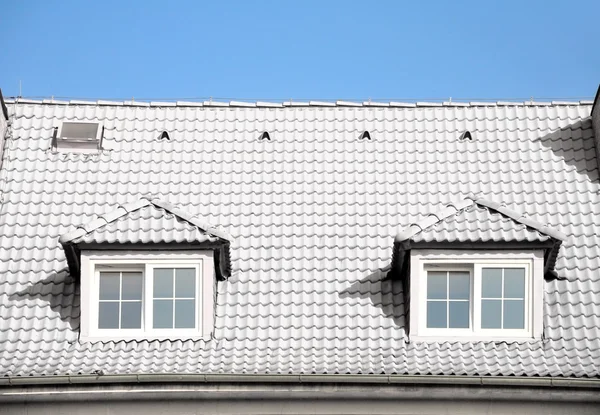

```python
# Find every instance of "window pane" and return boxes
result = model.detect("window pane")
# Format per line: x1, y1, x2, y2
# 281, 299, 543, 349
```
481, 299, 502, 329
99, 272, 120, 300
449, 301, 469, 328
154, 268, 174, 298
153, 299, 173, 329
503, 299, 525, 329
175, 268, 196, 298
427, 301, 447, 328
122, 272, 143, 300
482, 268, 502, 298
504, 268, 525, 298
121, 302, 142, 329
98, 302, 119, 329
449, 272, 470, 300
175, 299, 195, 328
427, 272, 447, 300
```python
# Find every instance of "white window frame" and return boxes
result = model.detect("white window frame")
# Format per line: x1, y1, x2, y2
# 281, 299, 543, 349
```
410, 249, 544, 341
80, 250, 215, 342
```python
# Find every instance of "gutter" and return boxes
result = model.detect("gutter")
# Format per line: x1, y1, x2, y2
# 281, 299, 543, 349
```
1, 374, 600, 403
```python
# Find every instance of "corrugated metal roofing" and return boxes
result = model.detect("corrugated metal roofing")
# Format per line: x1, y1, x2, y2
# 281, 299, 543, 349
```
0, 102, 599, 378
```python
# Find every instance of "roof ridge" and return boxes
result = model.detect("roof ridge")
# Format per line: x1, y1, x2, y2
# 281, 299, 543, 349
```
4, 98, 594, 109
59, 197, 232, 244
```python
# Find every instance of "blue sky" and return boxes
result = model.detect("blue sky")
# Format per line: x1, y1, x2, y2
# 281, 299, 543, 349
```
1, 0, 598, 102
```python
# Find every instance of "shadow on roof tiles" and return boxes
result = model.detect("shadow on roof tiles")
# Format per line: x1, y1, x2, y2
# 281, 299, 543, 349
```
339, 267, 406, 331
537, 119, 598, 181
8, 269, 79, 330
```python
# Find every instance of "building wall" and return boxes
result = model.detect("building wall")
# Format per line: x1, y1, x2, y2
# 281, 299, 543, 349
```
1, 398, 599, 415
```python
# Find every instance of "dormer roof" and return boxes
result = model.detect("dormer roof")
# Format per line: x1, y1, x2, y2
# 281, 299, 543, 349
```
392, 196, 567, 277
60, 197, 232, 279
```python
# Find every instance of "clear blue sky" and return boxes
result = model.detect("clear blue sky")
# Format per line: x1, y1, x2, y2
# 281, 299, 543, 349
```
1, 0, 599, 101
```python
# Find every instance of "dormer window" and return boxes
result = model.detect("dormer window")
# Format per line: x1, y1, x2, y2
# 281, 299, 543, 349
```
59, 197, 232, 342
391, 196, 566, 341
413, 250, 542, 339
84, 251, 212, 340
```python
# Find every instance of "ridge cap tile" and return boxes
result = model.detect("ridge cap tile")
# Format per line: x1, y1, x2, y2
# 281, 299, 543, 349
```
443, 101, 469, 107
362, 101, 389, 107
203, 101, 229, 107
256, 101, 283, 108
149, 101, 176, 107
336, 100, 362, 107
282, 101, 310, 106
59, 228, 87, 244
123, 100, 150, 107
120, 198, 151, 213
82, 217, 109, 234
69, 100, 96, 105
96, 100, 123, 106
229, 101, 256, 107
101, 206, 129, 224
309, 101, 336, 107
389, 102, 416, 107
176, 101, 204, 107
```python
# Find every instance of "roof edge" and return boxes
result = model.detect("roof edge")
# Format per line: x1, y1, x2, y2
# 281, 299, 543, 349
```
4, 97, 594, 109
0, 89, 8, 121
1, 373, 599, 390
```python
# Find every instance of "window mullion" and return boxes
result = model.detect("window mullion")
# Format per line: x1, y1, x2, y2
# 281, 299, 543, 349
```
172, 270, 176, 328
500, 269, 505, 329
118, 272, 122, 329
473, 264, 481, 332
145, 264, 153, 332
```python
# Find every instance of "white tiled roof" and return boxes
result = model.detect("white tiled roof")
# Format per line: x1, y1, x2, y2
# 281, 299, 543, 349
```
0, 101, 599, 378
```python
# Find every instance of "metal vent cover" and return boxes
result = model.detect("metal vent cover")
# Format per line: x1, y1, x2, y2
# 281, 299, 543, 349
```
54, 122, 103, 152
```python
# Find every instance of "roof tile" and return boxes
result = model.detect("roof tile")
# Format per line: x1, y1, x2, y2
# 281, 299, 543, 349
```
0, 100, 598, 379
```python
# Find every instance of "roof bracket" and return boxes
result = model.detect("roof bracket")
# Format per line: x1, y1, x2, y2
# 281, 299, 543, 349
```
158, 131, 171, 141
258, 131, 271, 141
359, 130, 371, 140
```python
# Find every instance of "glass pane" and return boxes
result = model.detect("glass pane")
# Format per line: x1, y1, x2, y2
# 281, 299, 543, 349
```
175, 268, 196, 298
99, 272, 120, 300
98, 302, 119, 329
153, 268, 174, 298
482, 268, 502, 298
175, 299, 195, 328
449, 272, 470, 300
121, 301, 142, 329
122, 272, 143, 300
504, 268, 525, 298
427, 301, 447, 328
153, 299, 173, 329
481, 299, 502, 328
449, 301, 470, 328
427, 271, 447, 300
503, 299, 525, 329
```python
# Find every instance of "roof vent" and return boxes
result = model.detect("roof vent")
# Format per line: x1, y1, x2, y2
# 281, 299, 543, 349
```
358, 131, 371, 140
158, 130, 171, 141
53, 122, 103, 152
258, 131, 271, 141
458, 130, 472, 141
